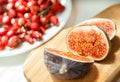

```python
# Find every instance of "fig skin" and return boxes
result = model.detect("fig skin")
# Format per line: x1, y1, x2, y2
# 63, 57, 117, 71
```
66, 26, 111, 61
76, 18, 116, 40
44, 48, 94, 80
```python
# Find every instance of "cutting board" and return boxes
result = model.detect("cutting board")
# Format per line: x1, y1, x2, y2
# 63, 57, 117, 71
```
23, 4, 120, 82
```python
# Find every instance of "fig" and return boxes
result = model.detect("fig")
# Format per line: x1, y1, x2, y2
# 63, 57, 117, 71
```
77, 18, 116, 40
44, 48, 94, 79
66, 26, 111, 61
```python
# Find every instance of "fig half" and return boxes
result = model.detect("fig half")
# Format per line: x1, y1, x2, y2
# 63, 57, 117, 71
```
77, 18, 116, 40
66, 26, 111, 61
44, 48, 94, 79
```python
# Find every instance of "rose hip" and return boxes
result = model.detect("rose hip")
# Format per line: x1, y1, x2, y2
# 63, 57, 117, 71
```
27, 1, 37, 8
7, 29, 16, 38
31, 14, 39, 22
0, 0, 65, 50
7, 36, 20, 48
6, 2, 14, 10
17, 5, 26, 13
2, 16, 11, 24
32, 31, 42, 40
18, 17, 26, 26
0, 41, 5, 50
8, 9, 17, 18
50, 15, 59, 26
0, 27, 7, 35
24, 13, 32, 19
30, 22, 40, 31
24, 35, 34, 44
11, 18, 18, 26
1, 35, 9, 45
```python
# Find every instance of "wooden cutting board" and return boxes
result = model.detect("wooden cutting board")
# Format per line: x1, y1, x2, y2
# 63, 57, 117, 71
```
23, 4, 120, 82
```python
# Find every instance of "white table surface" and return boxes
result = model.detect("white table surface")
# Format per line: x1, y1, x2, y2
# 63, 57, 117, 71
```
0, 0, 120, 82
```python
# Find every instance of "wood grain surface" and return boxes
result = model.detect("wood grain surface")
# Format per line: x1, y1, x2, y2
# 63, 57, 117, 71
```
23, 4, 120, 82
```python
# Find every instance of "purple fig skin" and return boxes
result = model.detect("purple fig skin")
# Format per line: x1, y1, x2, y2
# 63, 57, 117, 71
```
44, 48, 93, 79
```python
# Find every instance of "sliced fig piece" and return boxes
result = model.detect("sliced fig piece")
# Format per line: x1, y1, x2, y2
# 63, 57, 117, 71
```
66, 26, 111, 61
77, 18, 116, 40
44, 48, 94, 79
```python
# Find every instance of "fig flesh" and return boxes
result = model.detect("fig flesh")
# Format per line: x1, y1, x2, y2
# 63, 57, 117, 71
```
66, 26, 111, 61
77, 18, 116, 40
44, 48, 94, 79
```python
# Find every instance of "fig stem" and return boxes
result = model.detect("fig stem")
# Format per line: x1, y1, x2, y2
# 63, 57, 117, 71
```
59, 64, 67, 74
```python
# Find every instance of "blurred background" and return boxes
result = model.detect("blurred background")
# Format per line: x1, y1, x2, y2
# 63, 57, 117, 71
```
0, 0, 120, 82
65, 0, 120, 27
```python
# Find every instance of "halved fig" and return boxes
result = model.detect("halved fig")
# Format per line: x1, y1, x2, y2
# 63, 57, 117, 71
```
66, 26, 111, 61
44, 48, 94, 79
77, 18, 116, 40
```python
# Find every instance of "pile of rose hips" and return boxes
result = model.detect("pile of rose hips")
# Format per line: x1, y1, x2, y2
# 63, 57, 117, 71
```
0, 0, 65, 50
